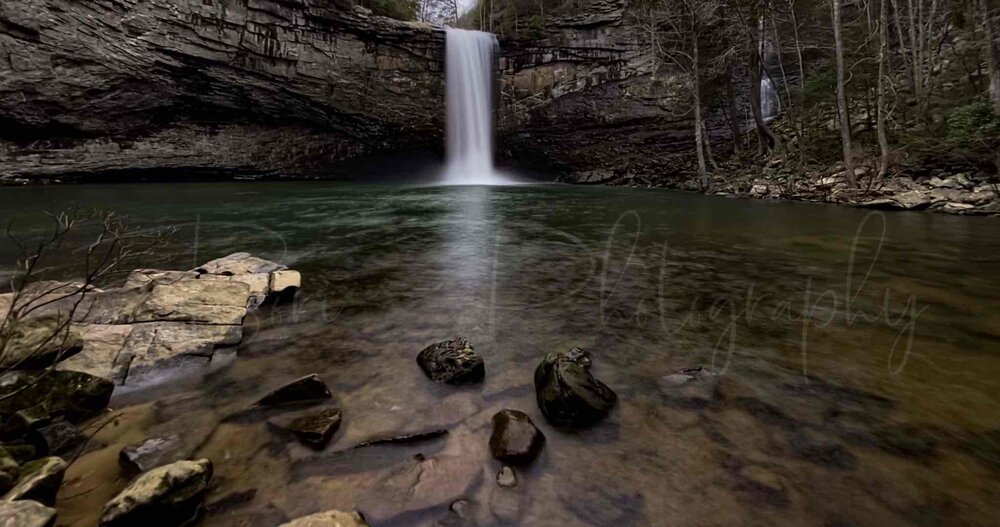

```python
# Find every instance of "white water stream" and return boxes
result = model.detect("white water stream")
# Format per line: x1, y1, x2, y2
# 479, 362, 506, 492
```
443, 28, 509, 185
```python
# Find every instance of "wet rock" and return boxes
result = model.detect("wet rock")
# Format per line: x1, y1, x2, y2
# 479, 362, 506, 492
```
496, 466, 517, 488
119, 435, 184, 474
0, 370, 113, 425
194, 253, 286, 276
268, 407, 343, 449
352, 429, 448, 449
255, 375, 332, 407
0, 500, 56, 527
3, 457, 66, 506
278, 509, 369, 527
787, 428, 856, 469
658, 367, 720, 408
534, 348, 617, 427
0, 455, 18, 495
26, 418, 82, 457
416, 338, 485, 385
99, 459, 213, 527
489, 410, 544, 465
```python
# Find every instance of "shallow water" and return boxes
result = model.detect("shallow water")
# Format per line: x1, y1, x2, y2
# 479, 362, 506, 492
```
1, 182, 999, 526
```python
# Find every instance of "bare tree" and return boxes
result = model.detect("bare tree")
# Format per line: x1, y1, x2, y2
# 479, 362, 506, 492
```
1, 210, 173, 377
877, 0, 891, 177
981, 0, 1000, 113
832, 0, 857, 187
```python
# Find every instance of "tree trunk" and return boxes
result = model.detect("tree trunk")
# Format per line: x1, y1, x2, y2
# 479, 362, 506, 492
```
693, 30, 709, 191
907, 0, 922, 102
982, 0, 1000, 113
832, 0, 857, 187
789, 0, 807, 165
877, 0, 891, 178
725, 70, 742, 153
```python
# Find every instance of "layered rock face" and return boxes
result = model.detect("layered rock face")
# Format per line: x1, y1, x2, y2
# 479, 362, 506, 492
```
0, 0, 444, 180
496, 0, 728, 184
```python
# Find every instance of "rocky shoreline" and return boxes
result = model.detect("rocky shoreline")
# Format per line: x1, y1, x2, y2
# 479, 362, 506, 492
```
569, 161, 1000, 216
0, 254, 629, 525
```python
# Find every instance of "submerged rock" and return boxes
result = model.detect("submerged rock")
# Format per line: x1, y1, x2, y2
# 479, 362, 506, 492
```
3, 456, 66, 506
489, 410, 544, 465
351, 429, 449, 449
99, 459, 213, 527
416, 337, 485, 385
256, 374, 332, 406
658, 367, 720, 408
268, 407, 343, 449
496, 466, 517, 488
0, 499, 56, 527
278, 509, 369, 527
534, 348, 617, 427
119, 435, 184, 475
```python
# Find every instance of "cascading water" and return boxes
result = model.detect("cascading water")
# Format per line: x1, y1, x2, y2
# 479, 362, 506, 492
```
443, 28, 509, 185
760, 77, 781, 121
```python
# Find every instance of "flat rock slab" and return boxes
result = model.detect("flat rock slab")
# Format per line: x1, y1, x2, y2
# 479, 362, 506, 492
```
268, 407, 343, 449
35, 253, 299, 387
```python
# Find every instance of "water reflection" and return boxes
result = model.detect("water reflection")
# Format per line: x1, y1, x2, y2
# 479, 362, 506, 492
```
0, 183, 998, 526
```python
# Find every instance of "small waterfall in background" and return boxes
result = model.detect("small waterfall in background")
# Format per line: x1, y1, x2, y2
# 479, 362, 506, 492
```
444, 28, 508, 185
760, 77, 781, 121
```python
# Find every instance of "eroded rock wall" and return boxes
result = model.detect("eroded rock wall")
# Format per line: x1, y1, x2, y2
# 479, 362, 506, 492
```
497, 0, 734, 184
0, 0, 445, 179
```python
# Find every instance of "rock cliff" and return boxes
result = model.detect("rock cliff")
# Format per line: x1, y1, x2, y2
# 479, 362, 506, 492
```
1, 0, 717, 183
496, 0, 733, 185
0, 0, 444, 180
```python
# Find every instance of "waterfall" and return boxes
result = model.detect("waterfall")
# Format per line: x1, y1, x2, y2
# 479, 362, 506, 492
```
760, 77, 781, 121
444, 28, 508, 185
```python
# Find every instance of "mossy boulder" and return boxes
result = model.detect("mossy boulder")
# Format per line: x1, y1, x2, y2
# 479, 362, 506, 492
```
0, 316, 84, 370
416, 337, 484, 385
3, 456, 66, 505
0, 499, 56, 527
0, 370, 113, 426
99, 459, 213, 527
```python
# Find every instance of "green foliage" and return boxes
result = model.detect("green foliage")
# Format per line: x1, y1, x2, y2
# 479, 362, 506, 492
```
359, 0, 420, 21
945, 101, 1000, 153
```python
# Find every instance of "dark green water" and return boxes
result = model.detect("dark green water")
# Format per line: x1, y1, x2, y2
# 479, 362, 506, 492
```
1, 182, 999, 526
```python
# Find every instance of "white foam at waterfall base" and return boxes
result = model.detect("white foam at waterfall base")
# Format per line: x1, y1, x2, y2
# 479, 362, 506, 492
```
442, 28, 512, 185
